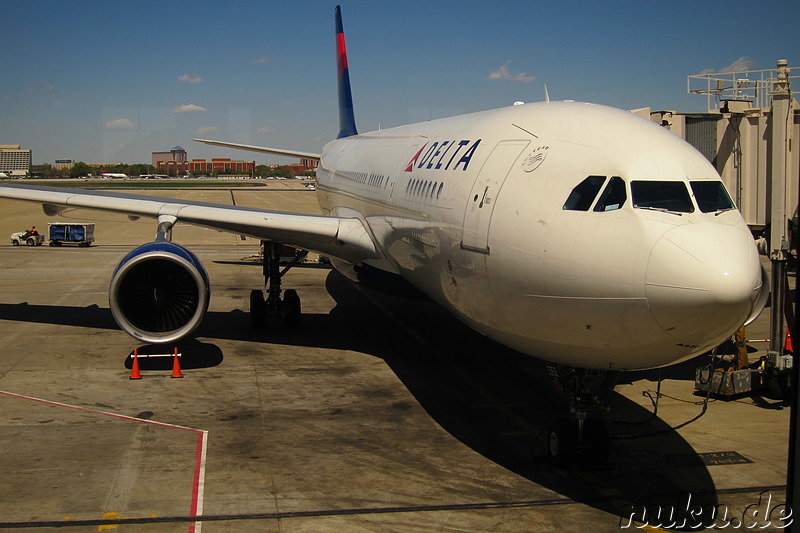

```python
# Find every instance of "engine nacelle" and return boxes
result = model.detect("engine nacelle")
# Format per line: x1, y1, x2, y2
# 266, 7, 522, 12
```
109, 242, 210, 344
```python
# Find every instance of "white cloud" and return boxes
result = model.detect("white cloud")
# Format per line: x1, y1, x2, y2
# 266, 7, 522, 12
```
724, 57, 754, 72
178, 74, 203, 84
489, 61, 534, 83
256, 126, 276, 134
171, 104, 207, 113
253, 56, 273, 64
105, 118, 136, 130
700, 56, 754, 75
194, 126, 219, 135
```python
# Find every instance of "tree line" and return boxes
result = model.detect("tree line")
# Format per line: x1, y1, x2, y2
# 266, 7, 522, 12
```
30, 163, 311, 179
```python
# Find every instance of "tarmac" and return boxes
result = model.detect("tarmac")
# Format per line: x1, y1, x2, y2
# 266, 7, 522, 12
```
0, 185, 793, 532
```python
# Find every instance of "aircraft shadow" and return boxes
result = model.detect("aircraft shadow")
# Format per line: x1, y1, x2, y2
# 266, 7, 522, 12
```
0, 302, 224, 370
206, 270, 723, 524
125, 340, 224, 370
0, 271, 721, 525
315, 271, 720, 525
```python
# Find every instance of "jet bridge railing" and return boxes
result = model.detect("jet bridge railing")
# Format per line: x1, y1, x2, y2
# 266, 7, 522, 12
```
688, 64, 799, 113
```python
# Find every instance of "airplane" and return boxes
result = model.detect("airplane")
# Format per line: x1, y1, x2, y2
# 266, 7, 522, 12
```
0, 6, 766, 464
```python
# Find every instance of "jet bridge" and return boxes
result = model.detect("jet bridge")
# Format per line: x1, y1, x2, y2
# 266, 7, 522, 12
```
670, 61, 797, 397
647, 61, 800, 231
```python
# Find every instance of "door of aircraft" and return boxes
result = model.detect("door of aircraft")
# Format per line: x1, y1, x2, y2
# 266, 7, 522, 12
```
461, 140, 529, 254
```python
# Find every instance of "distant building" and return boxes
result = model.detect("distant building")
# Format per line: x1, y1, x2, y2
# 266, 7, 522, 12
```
281, 164, 314, 176
0, 145, 32, 177
152, 146, 188, 175
300, 157, 318, 169
189, 158, 255, 174
53, 159, 74, 172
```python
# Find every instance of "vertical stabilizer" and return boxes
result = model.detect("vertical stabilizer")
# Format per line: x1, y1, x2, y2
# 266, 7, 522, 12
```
335, 5, 358, 139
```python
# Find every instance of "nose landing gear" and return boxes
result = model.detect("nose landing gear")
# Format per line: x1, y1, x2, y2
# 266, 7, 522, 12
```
250, 240, 306, 328
546, 365, 617, 466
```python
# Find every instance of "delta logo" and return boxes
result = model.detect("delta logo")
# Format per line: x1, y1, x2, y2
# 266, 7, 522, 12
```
404, 139, 482, 172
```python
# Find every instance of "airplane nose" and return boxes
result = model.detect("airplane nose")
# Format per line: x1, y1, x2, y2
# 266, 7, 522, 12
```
645, 223, 762, 348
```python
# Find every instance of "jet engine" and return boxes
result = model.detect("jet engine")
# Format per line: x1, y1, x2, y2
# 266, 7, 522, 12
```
109, 242, 210, 344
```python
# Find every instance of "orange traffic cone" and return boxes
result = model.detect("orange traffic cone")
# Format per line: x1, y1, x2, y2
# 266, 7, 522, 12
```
130, 349, 142, 380
785, 329, 794, 354
171, 347, 183, 378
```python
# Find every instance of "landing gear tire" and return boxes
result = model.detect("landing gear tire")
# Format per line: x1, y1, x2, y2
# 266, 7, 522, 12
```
250, 289, 266, 328
250, 241, 305, 330
547, 419, 576, 467
283, 289, 301, 327
547, 417, 609, 467
582, 417, 610, 465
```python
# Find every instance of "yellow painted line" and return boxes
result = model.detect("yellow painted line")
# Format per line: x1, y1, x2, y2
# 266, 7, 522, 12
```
98, 511, 121, 530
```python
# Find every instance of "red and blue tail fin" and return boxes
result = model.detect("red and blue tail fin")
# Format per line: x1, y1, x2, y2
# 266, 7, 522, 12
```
335, 5, 358, 139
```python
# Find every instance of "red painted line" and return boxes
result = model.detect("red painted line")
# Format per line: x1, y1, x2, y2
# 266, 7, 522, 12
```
0, 390, 208, 533
189, 430, 209, 533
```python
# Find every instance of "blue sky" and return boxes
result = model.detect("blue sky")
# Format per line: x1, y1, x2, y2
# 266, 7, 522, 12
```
2, 0, 798, 166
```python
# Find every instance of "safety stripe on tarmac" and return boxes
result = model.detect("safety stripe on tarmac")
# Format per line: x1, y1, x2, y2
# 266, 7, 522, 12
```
0, 390, 209, 533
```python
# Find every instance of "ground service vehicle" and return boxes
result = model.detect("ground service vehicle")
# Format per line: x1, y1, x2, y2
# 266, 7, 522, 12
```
10, 230, 45, 246
48, 223, 95, 247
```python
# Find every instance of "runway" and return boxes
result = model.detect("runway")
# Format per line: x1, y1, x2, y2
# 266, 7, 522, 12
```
0, 189, 791, 531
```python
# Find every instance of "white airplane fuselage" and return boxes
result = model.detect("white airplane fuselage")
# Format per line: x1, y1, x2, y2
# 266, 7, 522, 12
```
316, 101, 763, 371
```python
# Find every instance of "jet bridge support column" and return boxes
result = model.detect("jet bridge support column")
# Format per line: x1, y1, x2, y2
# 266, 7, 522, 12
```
768, 59, 793, 374
773, 59, 800, 532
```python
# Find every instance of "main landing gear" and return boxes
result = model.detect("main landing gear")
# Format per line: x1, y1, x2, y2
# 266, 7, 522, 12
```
546, 365, 618, 467
249, 241, 307, 328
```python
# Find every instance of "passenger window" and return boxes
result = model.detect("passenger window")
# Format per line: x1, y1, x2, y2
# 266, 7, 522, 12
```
593, 176, 627, 212
690, 181, 735, 213
631, 181, 695, 213
563, 176, 606, 211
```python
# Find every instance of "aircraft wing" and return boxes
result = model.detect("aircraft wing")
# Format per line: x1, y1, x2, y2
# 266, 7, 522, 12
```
193, 139, 321, 162
0, 183, 377, 263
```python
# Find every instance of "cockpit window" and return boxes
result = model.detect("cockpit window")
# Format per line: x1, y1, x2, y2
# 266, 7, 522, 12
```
563, 175, 606, 211
631, 181, 695, 213
593, 176, 627, 212
690, 181, 735, 213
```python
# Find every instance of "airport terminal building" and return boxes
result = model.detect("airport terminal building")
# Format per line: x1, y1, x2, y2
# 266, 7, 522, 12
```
188, 158, 255, 174
151, 146, 256, 176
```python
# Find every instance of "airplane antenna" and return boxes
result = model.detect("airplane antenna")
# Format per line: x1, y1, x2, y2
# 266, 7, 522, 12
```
544, 84, 550, 104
